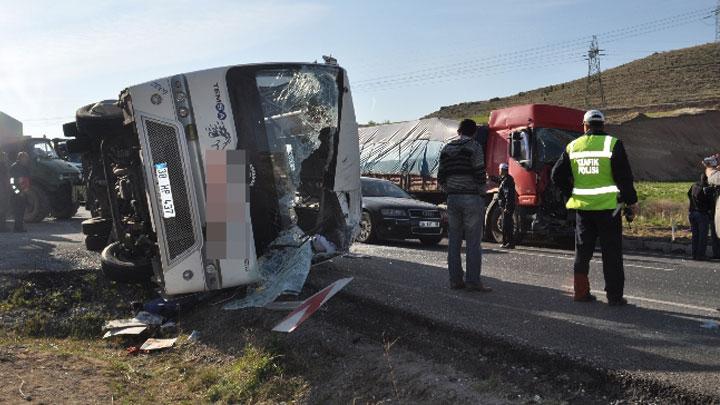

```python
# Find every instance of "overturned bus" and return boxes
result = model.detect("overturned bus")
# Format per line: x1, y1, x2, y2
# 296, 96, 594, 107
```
64, 62, 361, 297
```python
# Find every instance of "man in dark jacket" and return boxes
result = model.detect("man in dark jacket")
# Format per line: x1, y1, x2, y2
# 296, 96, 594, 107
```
9, 152, 31, 233
0, 151, 10, 232
497, 163, 516, 248
438, 119, 491, 292
688, 173, 714, 260
551, 110, 637, 306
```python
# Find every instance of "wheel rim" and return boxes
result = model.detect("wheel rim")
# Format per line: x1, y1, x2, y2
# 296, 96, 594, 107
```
492, 207, 504, 242
358, 213, 372, 242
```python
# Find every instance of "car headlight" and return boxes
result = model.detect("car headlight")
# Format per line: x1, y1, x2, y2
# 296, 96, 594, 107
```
381, 208, 407, 217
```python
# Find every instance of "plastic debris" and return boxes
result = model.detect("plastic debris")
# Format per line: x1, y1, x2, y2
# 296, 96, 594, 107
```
134, 311, 164, 326
223, 226, 312, 310
102, 326, 147, 339
143, 298, 179, 319
140, 337, 177, 351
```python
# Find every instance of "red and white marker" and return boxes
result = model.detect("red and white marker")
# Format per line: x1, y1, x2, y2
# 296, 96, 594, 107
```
272, 277, 353, 333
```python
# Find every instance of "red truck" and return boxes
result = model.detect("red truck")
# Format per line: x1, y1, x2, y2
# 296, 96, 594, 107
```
359, 104, 585, 243
483, 104, 584, 242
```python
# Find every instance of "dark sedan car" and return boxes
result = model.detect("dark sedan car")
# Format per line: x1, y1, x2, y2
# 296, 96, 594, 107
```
358, 177, 447, 245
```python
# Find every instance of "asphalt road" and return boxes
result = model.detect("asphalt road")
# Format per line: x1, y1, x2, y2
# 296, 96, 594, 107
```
2, 208, 719, 398
313, 238, 720, 399
0, 208, 98, 273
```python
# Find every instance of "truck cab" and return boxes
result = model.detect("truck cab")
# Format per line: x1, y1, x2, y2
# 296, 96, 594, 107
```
485, 104, 584, 242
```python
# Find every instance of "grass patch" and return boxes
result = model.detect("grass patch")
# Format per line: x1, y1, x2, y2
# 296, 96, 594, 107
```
0, 270, 155, 339
471, 114, 490, 125
627, 181, 693, 240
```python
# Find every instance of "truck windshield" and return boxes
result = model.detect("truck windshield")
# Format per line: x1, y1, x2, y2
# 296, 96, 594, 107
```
534, 128, 582, 164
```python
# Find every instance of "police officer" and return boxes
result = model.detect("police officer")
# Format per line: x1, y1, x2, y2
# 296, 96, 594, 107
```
497, 163, 516, 248
9, 152, 31, 233
551, 110, 637, 306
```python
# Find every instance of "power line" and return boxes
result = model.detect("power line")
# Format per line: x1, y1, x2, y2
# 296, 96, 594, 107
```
353, 6, 715, 92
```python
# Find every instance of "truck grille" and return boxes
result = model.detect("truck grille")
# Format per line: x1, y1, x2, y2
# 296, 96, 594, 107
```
145, 120, 195, 260
408, 209, 440, 219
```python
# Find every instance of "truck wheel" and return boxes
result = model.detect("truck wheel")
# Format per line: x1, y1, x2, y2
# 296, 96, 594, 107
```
356, 211, 378, 243
23, 185, 51, 223
85, 234, 109, 252
82, 217, 112, 236
51, 200, 79, 219
419, 236, 443, 246
100, 242, 154, 284
487, 203, 504, 243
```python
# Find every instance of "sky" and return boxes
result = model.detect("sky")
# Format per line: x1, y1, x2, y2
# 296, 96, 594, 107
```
0, 0, 718, 137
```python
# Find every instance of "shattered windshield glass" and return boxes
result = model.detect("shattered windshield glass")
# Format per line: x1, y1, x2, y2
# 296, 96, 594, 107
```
534, 128, 582, 164
255, 66, 340, 224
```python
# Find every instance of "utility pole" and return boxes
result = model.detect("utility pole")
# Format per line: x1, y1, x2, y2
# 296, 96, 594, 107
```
715, 0, 720, 42
585, 35, 606, 108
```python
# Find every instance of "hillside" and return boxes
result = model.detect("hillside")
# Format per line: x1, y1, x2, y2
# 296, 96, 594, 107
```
426, 43, 720, 122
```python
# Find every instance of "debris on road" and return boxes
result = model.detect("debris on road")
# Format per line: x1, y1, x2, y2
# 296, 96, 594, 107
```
272, 277, 353, 333
102, 326, 147, 339
140, 337, 177, 351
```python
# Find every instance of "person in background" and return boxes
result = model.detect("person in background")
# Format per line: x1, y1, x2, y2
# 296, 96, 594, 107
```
438, 118, 492, 292
497, 163, 516, 249
687, 173, 713, 260
0, 151, 10, 232
9, 152, 32, 233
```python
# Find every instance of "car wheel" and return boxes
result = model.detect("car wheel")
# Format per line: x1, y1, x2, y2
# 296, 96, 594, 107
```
100, 242, 154, 284
51, 200, 79, 219
23, 185, 51, 223
356, 211, 378, 243
419, 236, 443, 246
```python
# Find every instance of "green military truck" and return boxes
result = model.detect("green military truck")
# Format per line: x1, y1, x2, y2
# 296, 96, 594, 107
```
0, 111, 82, 222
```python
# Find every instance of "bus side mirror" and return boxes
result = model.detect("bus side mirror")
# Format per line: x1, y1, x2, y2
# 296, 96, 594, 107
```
510, 138, 522, 160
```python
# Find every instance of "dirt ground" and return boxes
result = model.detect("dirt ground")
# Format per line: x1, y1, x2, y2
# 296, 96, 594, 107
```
0, 265, 680, 404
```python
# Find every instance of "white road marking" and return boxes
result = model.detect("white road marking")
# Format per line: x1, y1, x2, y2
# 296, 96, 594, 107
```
502, 249, 675, 272
560, 285, 718, 313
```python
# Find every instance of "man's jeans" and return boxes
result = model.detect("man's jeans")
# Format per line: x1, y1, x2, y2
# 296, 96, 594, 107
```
447, 194, 485, 285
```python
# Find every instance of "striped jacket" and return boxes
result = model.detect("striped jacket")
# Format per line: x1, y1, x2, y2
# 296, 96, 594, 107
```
438, 137, 486, 195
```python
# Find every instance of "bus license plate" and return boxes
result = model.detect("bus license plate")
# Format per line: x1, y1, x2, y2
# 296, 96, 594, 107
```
155, 163, 176, 218
419, 221, 439, 228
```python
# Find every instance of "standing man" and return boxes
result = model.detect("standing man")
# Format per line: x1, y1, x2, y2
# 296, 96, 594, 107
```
0, 151, 10, 232
497, 163, 516, 249
687, 173, 713, 260
438, 119, 491, 292
9, 152, 32, 233
551, 110, 637, 306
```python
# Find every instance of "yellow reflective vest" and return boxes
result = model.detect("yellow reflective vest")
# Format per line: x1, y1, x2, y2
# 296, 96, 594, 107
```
565, 134, 619, 210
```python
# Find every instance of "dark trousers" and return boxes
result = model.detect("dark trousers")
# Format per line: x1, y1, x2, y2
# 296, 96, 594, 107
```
709, 216, 720, 258
574, 210, 624, 300
11, 194, 25, 231
502, 209, 514, 245
689, 210, 710, 259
